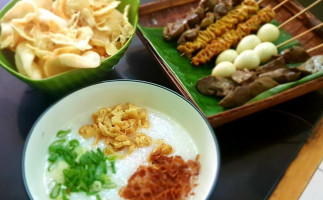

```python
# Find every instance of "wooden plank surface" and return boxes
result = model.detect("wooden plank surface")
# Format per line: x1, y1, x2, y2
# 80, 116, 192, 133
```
269, 117, 323, 200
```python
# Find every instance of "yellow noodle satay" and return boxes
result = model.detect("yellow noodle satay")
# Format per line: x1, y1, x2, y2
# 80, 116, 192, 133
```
177, 0, 259, 58
191, 6, 276, 66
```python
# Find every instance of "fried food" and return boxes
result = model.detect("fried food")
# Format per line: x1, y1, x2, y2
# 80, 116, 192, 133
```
214, 0, 233, 20
219, 76, 279, 108
280, 46, 311, 63
191, 6, 275, 66
297, 55, 323, 74
0, 0, 134, 79
119, 143, 200, 200
196, 75, 237, 96
163, 0, 222, 41
196, 46, 316, 108
177, 0, 259, 58
79, 103, 151, 157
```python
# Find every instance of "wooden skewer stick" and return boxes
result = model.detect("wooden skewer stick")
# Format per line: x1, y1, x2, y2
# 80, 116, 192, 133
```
278, 0, 323, 28
139, 0, 197, 15
307, 43, 323, 53
273, 0, 290, 11
276, 23, 323, 48
257, 0, 266, 5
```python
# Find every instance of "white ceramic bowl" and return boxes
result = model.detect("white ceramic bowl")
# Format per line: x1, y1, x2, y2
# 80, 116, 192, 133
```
23, 80, 220, 200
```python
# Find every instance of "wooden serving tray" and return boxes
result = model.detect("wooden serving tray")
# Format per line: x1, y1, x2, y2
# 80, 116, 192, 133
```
137, 0, 323, 127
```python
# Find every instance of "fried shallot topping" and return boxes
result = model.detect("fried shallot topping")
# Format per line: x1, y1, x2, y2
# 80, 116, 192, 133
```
119, 145, 200, 200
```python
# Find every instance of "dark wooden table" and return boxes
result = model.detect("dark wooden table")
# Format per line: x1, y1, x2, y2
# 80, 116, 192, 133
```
0, 0, 322, 199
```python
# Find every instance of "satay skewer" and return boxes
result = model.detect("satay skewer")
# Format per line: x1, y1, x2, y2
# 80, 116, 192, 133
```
307, 43, 323, 53
276, 23, 323, 48
191, 6, 276, 65
177, 0, 259, 57
278, 0, 322, 28
257, 0, 266, 5
272, 0, 291, 11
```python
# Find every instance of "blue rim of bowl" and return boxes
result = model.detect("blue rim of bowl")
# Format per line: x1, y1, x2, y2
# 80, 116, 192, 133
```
22, 79, 221, 200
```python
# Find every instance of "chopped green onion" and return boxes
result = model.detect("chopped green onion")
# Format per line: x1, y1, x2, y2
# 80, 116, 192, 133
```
97, 148, 105, 159
79, 154, 90, 165
68, 140, 79, 150
110, 160, 116, 174
49, 139, 66, 148
49, 183, 61, 199
48, 145, 65, 154
57, 129, 71, 137
47, 164, 55, 172
89, 151, 100, 164
48, 133, 116, 198
107, 155, 117, 161
62, 189, 69, 200
101, 175, 116, 189
99, 161, 107, 174
102, 181, 116, 189
48, 153, 59, 163
90, 181, 102, 193
96, 194, 102, 200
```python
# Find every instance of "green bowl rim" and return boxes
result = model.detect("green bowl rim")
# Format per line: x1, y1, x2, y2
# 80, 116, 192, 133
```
0, 0, 139, 82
